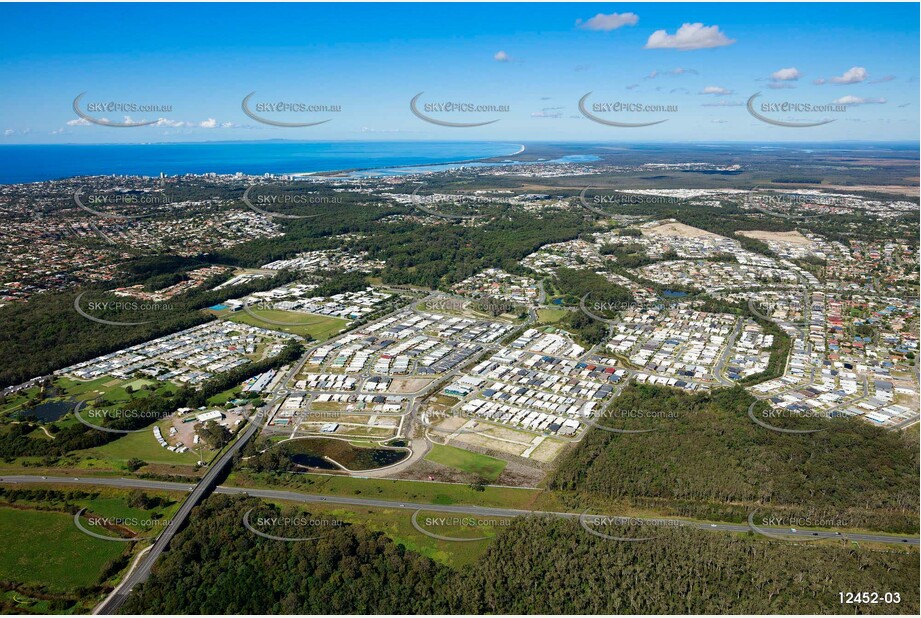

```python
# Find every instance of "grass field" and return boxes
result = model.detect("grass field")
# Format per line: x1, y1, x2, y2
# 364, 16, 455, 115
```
0, 507, 126, 592
264, 501, 505, 568
206, 385, 248, 407
1, 376, 138, 418
0, 387, 41, 416
225, 308, 347, 340
57, 376, 174, 403
425, 444, 507, 481
1, 376, 189, 476
81, 424, 203, 466
536, 308, 568, 324
124, 379, 156, 391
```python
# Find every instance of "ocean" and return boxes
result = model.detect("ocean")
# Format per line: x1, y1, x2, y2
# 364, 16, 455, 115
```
0, 141, 524, 184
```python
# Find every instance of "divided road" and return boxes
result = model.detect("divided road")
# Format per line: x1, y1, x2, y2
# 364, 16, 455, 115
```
90, 417, 262, 615
1, 474, 916, 547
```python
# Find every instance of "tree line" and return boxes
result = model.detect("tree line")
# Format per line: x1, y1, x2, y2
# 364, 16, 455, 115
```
122, 494, 919, 615
549, 382, 919, 534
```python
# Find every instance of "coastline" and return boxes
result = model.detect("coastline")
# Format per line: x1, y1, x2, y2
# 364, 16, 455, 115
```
0, 142, 527, 185
290, 143, 527, 179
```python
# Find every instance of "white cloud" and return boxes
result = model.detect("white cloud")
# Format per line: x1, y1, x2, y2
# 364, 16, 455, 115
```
646, 67, 697, 79
151, 117, 237, 129
813, 78, 827, 85
494, 50, 510, 62
532, 106, 564, 118
767, 82, 796, 90
830, 66, 867, 84
644, 23, 735, 50
869, 74, 895, 84
64, 114, 235, 130
833, 95, 886, 105
771, 67, 800, 81
3, 129, 14, 137
155, 118, 187, 128
577, 12, 639, 31
699, 85, 733, 95
701, 100, 743, 107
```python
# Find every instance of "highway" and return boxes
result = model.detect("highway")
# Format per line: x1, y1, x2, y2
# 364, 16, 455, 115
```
91, 416, 262, 615
2, 474, 916, 547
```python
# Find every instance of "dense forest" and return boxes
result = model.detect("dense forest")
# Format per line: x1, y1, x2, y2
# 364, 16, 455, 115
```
200, 184, 589, 287
121, 495, 454, 614
550, 267, 634, 344
122, 495, 919, 615
549, 383, 919, 533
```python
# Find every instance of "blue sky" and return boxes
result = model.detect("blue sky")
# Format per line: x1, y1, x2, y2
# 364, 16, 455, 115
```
1, 2, 918, 143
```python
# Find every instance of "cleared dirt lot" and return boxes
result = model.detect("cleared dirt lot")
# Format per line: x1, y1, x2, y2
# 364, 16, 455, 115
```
449, 431, 529, 458
529, 437, 569, 463
815, 183, 919, 197
386, 377, 433, 394
643, 221, 721, 239
737, 229, 813, 246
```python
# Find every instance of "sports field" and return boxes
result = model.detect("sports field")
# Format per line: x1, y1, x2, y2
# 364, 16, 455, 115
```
225, 308, 347, 339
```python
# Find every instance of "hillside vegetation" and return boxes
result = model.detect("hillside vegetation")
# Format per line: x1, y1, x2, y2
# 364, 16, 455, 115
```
122, 495, 919, 615
549, 383, 919, 533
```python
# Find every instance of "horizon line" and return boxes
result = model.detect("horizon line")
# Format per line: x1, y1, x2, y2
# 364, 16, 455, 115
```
1, 139, 919, 147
